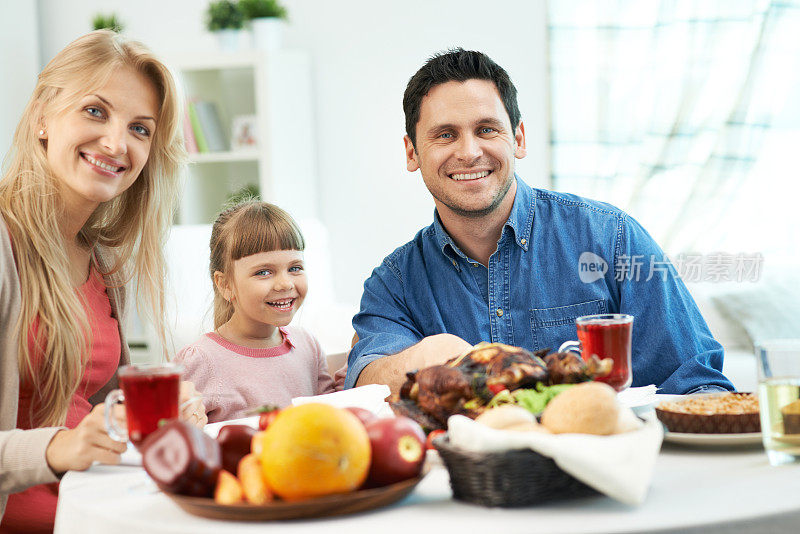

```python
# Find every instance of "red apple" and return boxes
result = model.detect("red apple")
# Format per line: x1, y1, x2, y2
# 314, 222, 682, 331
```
364, 416, 425, 486
345, 406, 378, 427
425, 429, 446, 450
257, 409, 280, 431
216, 424, 257, 475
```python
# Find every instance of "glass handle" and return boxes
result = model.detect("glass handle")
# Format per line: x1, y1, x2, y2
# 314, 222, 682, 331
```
178, 394, 203, 412
104, 389, 128, 442
558, 340, 581, 354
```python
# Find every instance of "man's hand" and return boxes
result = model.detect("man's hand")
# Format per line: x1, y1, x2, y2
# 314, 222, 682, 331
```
45, 403, 128, 476
355, 333, 473, 394
179, 380, 208, 427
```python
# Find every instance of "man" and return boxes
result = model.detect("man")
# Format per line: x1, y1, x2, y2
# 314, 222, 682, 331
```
345, 49, 733, 395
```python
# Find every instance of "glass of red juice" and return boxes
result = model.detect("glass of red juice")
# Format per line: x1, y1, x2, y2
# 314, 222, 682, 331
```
562, 314, 633, 391
104, 364, 182, 449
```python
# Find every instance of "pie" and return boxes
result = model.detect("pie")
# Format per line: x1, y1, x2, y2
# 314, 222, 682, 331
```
655, 392, 760, 433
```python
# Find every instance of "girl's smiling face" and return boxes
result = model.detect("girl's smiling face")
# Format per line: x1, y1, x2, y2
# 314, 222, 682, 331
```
223, 249, 308, 337
41, 66, 159, 217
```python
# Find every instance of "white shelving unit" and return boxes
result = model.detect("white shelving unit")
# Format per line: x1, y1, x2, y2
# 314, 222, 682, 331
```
168, 50, 318, 224
125, 51, 320, 360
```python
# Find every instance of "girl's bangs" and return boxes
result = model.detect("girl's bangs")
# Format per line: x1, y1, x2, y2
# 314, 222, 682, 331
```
227, 204, 304, 261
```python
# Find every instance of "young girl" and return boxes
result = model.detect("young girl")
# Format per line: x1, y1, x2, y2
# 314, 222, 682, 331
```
176, 201, 335, 423
0, 31, 205, 531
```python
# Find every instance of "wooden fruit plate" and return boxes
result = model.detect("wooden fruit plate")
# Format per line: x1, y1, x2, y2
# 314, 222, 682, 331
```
164, 475, 424, 521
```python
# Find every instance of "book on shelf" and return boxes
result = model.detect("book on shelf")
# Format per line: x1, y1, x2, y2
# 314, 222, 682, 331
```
182, 107, 198, 153
193, 101, 229, 152
187, 100, 209, 153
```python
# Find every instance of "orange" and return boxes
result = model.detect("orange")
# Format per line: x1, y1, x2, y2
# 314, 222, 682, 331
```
258, 403, 371, 500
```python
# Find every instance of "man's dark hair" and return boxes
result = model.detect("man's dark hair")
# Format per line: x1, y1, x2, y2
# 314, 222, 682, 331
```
403, 48, 520, 148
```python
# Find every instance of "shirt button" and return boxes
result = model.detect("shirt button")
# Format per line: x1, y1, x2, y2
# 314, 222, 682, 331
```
496, 308, 503, 317
520, 238, 527, 245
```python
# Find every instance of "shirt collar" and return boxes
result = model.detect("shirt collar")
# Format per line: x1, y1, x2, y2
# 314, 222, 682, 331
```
432, 210, 461, 261
278, 327, 296, 349
432, 174, 534, 260
504, 174, 534, 251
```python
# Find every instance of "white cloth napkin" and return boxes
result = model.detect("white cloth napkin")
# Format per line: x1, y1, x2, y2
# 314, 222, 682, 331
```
446, 412, 663, 505
119, 443, 142, 466
617, 384, 658, 410
292, 384, 393, 417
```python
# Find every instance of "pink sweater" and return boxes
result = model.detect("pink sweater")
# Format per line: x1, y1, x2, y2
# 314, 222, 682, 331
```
175, 326, 335, 423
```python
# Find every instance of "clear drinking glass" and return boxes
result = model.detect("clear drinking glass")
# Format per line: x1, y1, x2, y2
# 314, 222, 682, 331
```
756, 339, 800, 466
104, 363, 182, 449
559, 314, 633, 391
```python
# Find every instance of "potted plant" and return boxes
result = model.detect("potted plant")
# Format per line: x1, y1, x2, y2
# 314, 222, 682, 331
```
92, 13, 124, 33
239, 0, 288, 51
206, 0, 246, 52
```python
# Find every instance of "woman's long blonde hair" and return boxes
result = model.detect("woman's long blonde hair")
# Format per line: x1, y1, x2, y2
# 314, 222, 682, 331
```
0, 30, 185, 427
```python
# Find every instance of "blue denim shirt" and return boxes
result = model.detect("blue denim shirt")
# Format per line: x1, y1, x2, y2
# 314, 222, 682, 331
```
346, 176, 733, 394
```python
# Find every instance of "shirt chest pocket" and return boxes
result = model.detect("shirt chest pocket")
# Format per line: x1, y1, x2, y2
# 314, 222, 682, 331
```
529, 299, 607, 352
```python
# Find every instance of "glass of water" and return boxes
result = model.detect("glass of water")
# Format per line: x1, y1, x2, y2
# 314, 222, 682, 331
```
756, 339, 800, 466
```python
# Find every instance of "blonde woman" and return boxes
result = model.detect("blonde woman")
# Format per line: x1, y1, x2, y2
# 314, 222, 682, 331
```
0, 31, 206, 531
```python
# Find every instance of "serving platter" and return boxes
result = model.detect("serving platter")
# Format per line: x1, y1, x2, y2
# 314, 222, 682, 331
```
164, 475, 424, 521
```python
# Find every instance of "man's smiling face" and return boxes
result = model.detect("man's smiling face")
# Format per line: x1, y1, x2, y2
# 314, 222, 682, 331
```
404, 79, 526, 219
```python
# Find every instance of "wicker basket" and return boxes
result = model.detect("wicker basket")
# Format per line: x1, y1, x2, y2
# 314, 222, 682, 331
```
433, 436, 598, 507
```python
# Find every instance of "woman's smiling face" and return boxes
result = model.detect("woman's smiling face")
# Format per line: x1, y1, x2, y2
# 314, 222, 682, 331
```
41, 66, 159, 215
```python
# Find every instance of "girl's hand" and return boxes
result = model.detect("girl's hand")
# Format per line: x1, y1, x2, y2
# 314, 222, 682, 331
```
179, 380, 208, 427
45, 403, 128, 476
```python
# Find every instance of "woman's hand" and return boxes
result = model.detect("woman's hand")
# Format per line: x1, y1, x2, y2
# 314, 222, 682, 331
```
179, 380, 208, 427
44, 403, 128, 476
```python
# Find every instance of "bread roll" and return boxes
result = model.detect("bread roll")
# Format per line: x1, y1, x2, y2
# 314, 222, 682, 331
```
504, 420, 552, 433
541, 382, 620, 435
613, 407, 643, 434
475, 405, 535, 429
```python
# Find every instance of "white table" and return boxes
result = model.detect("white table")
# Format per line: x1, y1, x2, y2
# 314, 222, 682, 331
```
54, 439, 800, 534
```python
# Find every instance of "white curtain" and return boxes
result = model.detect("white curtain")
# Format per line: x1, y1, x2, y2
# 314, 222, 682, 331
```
548, 0, 800, 259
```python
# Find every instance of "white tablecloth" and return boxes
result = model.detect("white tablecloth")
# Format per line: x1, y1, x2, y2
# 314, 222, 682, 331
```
54, 440, 800, 534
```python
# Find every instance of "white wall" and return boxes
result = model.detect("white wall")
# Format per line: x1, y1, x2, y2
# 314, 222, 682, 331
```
284, 1, 550, 305
0, 1, 39, 164
32, 0, 549, 307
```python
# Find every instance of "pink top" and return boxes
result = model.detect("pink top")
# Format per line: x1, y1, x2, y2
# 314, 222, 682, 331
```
175, 326, 335, 423
2, 268, 121, 533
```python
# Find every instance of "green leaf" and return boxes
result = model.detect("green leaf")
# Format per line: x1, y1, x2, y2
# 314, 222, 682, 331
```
92, 13, 123, 33
239, 0, 288, 20
253, 404, 280, 414
486, 383, 577, 415
206, 0, 245, 31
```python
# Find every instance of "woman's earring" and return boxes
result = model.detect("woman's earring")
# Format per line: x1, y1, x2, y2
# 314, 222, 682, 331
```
39, 129, 44, 136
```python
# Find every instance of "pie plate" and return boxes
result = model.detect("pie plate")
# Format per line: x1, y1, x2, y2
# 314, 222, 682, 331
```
662, 431, 762, 447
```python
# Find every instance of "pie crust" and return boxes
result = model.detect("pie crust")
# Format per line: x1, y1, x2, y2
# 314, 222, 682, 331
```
655, 392, 760, 434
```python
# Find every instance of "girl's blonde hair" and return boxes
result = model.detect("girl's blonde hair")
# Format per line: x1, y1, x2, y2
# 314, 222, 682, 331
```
210, 200, 305, 329
0, 30, 185, 427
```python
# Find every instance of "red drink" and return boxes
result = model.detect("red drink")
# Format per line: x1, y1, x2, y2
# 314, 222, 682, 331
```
576, 315, 633, 391
119, 368, 181, 448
